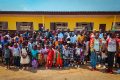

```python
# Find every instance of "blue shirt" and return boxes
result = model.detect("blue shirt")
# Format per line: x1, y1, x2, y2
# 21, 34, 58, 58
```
58, 33, 63, 39
2, 40, 9, 49
28, 43, 33, 52
70, 36, 76, 43
4, 48, 11, 58
31, 49, 38, 59
99, 33, 103, 39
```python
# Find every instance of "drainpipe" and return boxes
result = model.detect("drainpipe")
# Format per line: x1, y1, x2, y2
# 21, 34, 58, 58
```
112, 15, 116, 31
42, 15, 45, 30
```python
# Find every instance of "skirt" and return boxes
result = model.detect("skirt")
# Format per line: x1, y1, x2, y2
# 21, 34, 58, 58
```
32, 59, 38, 68
38, 54, 44, 65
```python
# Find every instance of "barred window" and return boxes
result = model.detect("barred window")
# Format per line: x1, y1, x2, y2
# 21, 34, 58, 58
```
16, 22, 33, 31
75, 22, 93, 31
50, 22, 68, 31
0, 22, 8, 30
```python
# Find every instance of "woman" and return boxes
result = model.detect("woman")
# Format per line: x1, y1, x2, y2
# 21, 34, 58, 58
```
90, 33, 99, 71
106, 33, 118, 74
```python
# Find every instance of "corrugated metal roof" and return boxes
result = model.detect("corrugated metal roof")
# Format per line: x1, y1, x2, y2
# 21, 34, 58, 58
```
0, 11, 120, 15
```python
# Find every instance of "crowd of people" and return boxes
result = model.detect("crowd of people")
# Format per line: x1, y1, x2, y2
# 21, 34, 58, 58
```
0, 29, 120, 74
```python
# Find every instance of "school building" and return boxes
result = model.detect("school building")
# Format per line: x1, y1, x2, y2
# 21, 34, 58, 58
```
0, 11, 120, 32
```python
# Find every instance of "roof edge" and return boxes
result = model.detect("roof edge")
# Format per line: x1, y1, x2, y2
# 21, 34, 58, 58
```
0, 11, 120, 15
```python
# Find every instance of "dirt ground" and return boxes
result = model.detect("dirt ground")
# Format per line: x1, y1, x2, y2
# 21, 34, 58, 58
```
0, 64, 120, 80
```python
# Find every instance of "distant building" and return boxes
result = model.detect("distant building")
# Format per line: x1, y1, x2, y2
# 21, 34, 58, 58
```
0, 11, 120, 32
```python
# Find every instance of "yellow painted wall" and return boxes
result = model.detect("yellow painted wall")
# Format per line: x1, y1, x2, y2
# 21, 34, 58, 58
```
0, 16, 43, 30
0, 15, 120, 31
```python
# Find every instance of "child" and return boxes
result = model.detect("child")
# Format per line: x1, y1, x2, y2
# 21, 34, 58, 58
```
43, 45, 49, 64
13, 43, 21, 68
14, 35, 19, 43
55, 47, 63, 69
20, 44, 30, 70
46, 46, 54, 69
84, 36, 90, 64
68, 46, 74, 67
63, 45, 70, 67
8, 43, 14, 66
101, 51, 107, 69
79, 45, 84, 65
75, 45, 83, 68
54, 37, 59, 48
0, 37, 2, 62
101, 34, 107, 69
74, 45, 80, 67
32, 59, 38, 70
37, 45, 44, 66
4, 44, 11, 69
31, 45, 38, 70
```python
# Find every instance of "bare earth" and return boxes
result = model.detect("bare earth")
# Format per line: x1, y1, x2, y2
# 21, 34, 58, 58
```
0, 64, 120, 80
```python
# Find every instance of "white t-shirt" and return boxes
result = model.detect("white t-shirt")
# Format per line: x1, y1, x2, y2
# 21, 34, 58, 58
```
13, 47, 20, 56
107, 38, 116, 52
94, 39, 100, 51
22, 48, 27, 54
63, 48, 70, 59
75, 47, 80, 55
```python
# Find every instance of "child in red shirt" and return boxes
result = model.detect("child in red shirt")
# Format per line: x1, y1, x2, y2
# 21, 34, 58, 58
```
46, 46, 54, 69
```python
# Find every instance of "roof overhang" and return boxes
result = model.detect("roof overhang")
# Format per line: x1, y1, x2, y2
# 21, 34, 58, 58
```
0, 11, 120, 15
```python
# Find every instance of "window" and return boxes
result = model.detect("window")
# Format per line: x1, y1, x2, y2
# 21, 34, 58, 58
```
75, 22, 93, 31
0, 22, 8, 30
112, 22, 120, 31
50, 22, 68, 31
16, 22, 33, 31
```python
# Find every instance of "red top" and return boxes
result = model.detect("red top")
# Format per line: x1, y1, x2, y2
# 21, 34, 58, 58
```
47, 49, 54, 61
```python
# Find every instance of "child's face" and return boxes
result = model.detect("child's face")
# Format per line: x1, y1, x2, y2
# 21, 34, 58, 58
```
37, 47, 40, 50
95, 35, 99, 39
14, 45, 18, 48
22, 46, 25, 48
5, 45, 8, 48
104, 35, 107, 39
33, 46, 37, 50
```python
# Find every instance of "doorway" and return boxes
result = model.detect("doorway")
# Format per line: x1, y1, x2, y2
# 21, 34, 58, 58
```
99, 24, 106, 32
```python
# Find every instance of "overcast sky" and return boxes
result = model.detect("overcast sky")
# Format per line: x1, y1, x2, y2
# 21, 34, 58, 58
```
0, 0, 120, 11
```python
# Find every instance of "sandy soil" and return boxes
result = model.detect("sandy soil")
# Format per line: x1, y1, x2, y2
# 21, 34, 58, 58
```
0, 64, 120, 80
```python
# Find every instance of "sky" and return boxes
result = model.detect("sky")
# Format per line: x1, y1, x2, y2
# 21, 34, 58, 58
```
0, 0, 120, 11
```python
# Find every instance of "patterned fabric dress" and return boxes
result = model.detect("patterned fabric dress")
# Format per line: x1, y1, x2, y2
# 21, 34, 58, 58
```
38, 50, 44, 65
46, 49, 54, 67
56, 50, 63, 67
